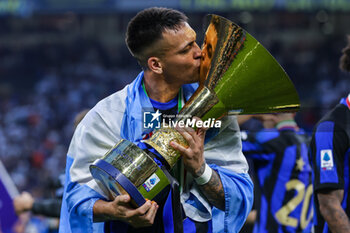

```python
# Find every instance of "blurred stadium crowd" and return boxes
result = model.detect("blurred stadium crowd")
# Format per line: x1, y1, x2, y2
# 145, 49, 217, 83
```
0, 46, 138, 195
0, 8, 349, 232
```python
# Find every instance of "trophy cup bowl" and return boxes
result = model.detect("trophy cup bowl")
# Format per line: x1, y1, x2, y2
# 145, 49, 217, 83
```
144, 14, 300, 169
90, 14, 300, 206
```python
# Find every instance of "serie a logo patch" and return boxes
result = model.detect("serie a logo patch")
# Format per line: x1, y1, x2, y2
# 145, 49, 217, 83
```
320, 149, 334, 170
142, 173, 160, 192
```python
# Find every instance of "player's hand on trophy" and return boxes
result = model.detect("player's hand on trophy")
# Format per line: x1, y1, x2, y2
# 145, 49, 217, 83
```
94, 194, 158, 227
170, 117, 208, 177
113, 195, 159, 228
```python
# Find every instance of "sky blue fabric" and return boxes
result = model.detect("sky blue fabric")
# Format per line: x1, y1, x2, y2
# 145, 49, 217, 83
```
59, 156, 105, 233
211, 165, 254, 233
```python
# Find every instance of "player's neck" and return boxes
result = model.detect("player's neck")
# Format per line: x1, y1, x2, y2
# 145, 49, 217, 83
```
143, 72, 180, 103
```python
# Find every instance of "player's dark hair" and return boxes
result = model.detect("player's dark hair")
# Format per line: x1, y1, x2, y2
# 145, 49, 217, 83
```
339, 35, 350, 72
126, 7, 188, 69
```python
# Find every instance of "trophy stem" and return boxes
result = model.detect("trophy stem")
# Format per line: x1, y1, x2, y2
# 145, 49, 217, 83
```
144, 86, 219, 169
176, 86, 219, 121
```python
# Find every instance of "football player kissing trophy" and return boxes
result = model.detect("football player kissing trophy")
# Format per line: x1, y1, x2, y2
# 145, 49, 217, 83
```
89, 14, 300, 232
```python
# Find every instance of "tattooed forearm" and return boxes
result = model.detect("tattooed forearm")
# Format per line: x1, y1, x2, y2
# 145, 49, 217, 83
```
198, 169, 225, 210
318, 190, 350, 233
321, 204, 350, 232
193, 163, 206, 178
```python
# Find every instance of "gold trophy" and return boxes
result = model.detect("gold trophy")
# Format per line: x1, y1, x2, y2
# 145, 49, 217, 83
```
90, 15, 300, 206
144, 14, 299, 169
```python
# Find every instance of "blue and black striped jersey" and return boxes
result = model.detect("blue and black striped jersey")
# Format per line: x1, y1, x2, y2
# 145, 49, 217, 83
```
309, 96, 350, 233
242, 125, 313, 233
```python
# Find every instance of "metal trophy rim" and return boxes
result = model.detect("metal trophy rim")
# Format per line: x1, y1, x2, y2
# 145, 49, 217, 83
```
90, 158, 147, 206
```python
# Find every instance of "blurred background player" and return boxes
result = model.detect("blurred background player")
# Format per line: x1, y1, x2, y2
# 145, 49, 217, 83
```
309, 35, 350, 233
239, 113, 313, 232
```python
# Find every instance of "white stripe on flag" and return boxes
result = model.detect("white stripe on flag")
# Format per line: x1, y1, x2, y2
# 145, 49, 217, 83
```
0, 160, 19, 198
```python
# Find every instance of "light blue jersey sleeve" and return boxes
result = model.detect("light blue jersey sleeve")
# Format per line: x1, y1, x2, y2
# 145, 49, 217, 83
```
203, 116, 254, 232
59, 156, 105, 233
211, 165, 254, 233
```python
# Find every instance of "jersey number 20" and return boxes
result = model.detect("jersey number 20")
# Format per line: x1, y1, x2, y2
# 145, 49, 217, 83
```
275, 179, 313, 229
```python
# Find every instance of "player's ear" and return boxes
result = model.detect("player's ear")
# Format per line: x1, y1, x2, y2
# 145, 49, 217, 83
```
147, 57, 163, 74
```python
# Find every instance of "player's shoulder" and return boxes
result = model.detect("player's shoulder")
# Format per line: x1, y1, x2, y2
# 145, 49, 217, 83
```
78, 85, 129, 131
95, 85, 129, 113
315, 103, 349, 133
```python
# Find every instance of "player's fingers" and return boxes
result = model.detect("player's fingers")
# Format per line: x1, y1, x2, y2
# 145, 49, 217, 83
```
192, 117, 208, 135
175, 125, 195, 145
170, 140, 190, 154
142, 201, 158, 224
128, 200, 152, 217
115, 194, 131, 205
